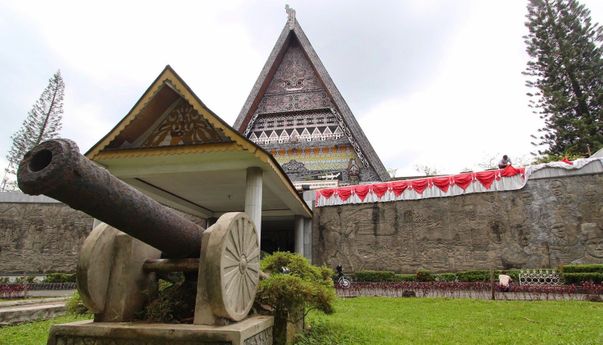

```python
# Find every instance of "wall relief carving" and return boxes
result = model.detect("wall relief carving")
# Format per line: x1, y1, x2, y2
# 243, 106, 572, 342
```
314, 174, 603, 272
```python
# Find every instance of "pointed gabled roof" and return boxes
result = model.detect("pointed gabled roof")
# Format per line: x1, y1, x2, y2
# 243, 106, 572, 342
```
85, 65, 311, 219
234, 13, 389, 181
87, 65, 243, 159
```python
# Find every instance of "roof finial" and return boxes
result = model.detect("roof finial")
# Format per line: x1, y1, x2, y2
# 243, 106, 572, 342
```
285, 5, 296, 29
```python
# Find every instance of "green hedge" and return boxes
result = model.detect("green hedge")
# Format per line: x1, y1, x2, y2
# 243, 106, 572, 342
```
416, 270, 435, 282
435, 273, 458, 282
394, 274, 416, 282
562, 272, 603, 284
44, 273, 76, 283
561, 264, 603, 273
353, 269, 521, 283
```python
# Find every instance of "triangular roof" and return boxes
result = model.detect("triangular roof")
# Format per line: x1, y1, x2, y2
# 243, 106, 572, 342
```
87, 66, 242, 158
233, 14, 389, 181
86, 65, 311, 219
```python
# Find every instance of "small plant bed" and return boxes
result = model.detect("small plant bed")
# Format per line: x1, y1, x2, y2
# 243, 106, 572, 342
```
337, 281, 603, 300
294, 297, 603, 345
0, 314, 91, 345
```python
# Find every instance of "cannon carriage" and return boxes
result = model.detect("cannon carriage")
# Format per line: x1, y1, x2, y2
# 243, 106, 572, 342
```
18, 139, 271, 344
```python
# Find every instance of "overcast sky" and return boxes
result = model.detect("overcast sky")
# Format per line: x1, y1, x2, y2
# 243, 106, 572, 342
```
1, 0, 602, 178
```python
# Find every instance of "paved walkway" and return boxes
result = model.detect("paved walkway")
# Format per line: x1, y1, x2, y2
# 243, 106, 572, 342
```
0, 297, 68, 326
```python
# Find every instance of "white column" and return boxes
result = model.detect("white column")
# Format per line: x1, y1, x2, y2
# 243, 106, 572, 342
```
294, 216, 304, 255
245, 167, 263, 246
303, 217, 312, 262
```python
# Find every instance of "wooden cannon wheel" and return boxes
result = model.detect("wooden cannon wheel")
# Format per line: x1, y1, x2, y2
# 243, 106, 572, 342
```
204, 212, 260, 321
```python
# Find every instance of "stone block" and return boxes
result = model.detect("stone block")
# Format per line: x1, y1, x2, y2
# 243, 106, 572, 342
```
77, 223, 161, 321
95, 232, 161, 322
47, 315, 273, 345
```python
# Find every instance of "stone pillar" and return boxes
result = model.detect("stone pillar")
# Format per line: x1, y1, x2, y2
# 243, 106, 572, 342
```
245, 167, 263, 245
294, 216, 304, 255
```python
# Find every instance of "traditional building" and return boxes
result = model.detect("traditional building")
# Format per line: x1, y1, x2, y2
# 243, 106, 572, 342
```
85, 66, 312, 256
234, 7, 389, 188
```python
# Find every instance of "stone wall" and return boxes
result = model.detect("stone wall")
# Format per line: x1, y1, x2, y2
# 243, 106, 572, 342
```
0, 194, 207, 274
0, 202, 93, 273
313, 173, 603, 273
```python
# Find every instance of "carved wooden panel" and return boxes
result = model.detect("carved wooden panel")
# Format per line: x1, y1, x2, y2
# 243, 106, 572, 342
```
143, 101, 229, 147
243, 40, 378, 182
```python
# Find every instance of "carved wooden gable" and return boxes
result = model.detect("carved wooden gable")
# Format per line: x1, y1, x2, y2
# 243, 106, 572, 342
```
235, 13, 390, 183
98, 76, 232, 153
241, 38, 376, 183
142, 100, 229, 148
256, 43, 332, 114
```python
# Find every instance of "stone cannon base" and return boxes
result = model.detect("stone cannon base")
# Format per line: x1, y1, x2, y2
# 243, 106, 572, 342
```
47, 315, 273, 345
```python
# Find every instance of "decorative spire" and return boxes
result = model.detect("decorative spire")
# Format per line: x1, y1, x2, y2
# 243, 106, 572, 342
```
285, 5, 296, 29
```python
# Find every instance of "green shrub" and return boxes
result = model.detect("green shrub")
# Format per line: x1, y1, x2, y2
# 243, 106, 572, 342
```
66, 291, 90, 315
562, 272, 603, 284
507, 270, 520, 282
15, 275, 36, 284
257, 252, 335, 345
394, 274, 416, 282
140, 280, 196, 323
353, 270, 396, 282
436, 273, 458, 282
561, 264, 603, 273
44, 273, 76, 283
416, 270, 434, 282
456, 270, 491, 282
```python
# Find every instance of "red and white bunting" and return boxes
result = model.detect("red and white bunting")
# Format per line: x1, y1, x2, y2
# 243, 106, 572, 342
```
315, 157, 603, 207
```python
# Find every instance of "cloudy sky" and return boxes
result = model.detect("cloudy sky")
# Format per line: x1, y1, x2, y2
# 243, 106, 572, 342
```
1, 0, 602, 178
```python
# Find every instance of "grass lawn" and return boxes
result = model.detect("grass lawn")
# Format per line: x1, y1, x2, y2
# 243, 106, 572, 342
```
295, 297, 603, 345
1, 298, 600, 345
0, 314, 90, 345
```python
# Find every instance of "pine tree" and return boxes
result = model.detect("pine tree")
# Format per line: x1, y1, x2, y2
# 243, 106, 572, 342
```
524, 0, 603, 156
1, 71, 65, 191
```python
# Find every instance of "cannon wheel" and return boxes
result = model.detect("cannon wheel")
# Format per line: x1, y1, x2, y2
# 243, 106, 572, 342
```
205, 212, 260, 321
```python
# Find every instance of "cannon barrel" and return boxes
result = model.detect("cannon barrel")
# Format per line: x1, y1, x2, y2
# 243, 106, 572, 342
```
17, 139, 202, 258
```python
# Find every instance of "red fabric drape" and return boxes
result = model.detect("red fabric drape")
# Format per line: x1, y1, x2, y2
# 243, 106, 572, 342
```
337, 187, 353, 201
453, 173, 473, 190
501, 165, 522, 177
371, 183, 389, 198
411, 178, 429, 194
354, 185, 370, 201
391, 181, 408, 196
432, 176, 452, 192
475, 171, 496, 189
316, 163, 529, 204
319, 189, 335, 199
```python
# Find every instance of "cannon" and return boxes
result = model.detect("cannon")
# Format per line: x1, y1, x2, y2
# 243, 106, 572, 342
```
17, 139, 262, 328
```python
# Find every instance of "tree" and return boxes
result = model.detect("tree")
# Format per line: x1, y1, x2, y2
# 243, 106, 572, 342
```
524, 0, 603, 157
414, 164, 439, 176
256, 252, 335, 345
1, 71, 65, 191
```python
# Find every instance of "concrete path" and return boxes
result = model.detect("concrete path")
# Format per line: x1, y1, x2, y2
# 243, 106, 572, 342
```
0, 297, 68, 326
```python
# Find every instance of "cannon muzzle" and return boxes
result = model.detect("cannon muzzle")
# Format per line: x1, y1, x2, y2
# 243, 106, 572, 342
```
17, 139, 202, 258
